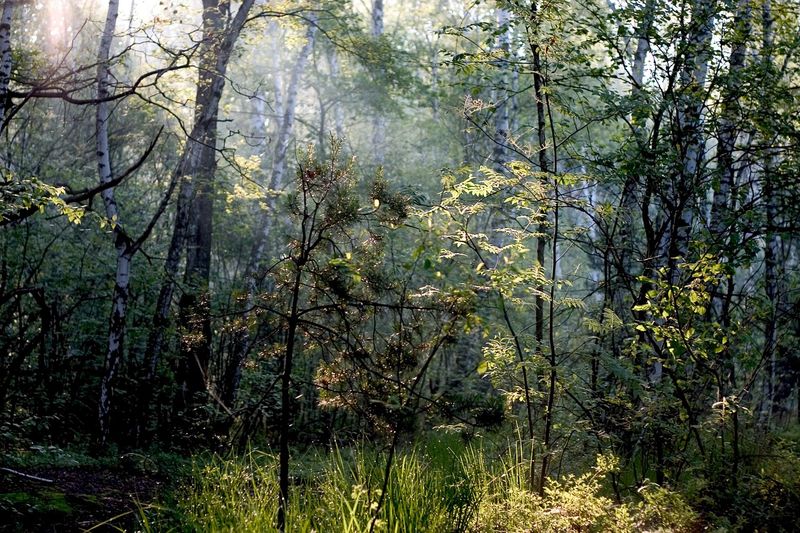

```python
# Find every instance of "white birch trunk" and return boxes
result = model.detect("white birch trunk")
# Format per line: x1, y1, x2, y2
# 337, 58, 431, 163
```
492, 7, 511, 168
710, 0, 750, 239
655, 0, 715, 285
250, 88, 267, 152
614, 0, 653, 316
709, 0, 751, 325
371, 0, 386, 165
617, 0, 653, 262
96, 0, 126, 445
670, 0, 715, 267
270, 23, 316, 195
326, 46, 345, 138
0, 0, 13, 127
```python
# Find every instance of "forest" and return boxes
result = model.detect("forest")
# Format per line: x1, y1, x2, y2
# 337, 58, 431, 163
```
0, 0, 799, 530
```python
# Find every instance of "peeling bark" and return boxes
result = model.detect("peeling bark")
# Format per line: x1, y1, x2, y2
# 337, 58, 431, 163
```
0, 0, 14, 127
95, 0, 129, 446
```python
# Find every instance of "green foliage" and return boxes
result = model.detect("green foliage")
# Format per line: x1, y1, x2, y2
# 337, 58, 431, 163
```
632, 254, 733, 366
164, 441, 718, 532
636, 482, 697, 531
695, 426, 800, 532
168, 444, 476, 532
0, 173, 85, 225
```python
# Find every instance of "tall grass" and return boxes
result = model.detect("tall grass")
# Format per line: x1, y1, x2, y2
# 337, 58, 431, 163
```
159, 434, 696, 532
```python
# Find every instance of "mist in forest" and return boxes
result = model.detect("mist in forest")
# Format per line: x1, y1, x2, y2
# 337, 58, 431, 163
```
1, 1, 799, 531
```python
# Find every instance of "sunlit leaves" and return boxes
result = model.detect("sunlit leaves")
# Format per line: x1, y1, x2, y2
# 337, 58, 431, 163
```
632, 254, 735, 366
583, 308, 624, 335
0, 173, 85, 225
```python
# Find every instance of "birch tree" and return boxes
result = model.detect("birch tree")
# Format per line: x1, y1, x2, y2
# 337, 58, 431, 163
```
0, 0, 13, 128
371, 0, 386, 165
658, 0, 716, 278
95, 0, 125, 446
95, 0, 177, 444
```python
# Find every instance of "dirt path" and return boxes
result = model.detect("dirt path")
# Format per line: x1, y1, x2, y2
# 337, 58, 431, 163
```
0, 466, 163, 532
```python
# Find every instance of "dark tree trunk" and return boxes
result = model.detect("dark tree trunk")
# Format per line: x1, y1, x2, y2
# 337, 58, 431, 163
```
139, 0, 255, 439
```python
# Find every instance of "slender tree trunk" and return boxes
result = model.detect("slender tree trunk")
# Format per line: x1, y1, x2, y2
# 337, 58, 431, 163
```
269, 22, 316, 205
492, 7, 510, 167
250, 87, 267, 152
0, 0, 13, 128
326, 45, 345, 138
95, 0, 132, 446
760, 0, 779, 425
277, 262, 303, 532
660, 0, 716, 278
270, 25, 286, 143
371, 0, 386, 165
526, 0, 552, 495
708, 0, 751, 455
710, 0, 750, 245
220, 25, 285, 409
141, 0, 255, 435
645, 0, 716, 385
530, 5, 549, 367
613, 0, 654, 293
174, 0, 229, 416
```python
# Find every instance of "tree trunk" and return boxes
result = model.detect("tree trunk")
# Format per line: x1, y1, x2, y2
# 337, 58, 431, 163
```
277, 263, 304, 532
95, 0, 132, 446
707, 1, 751, 452
710, 0, 750, 245
492, 7, 511, 167
371, 0, 386, 165
141, 0, 255, 435
326, 45, 345, 138
660, 0, 716, 278
760, 0, 779, 425
525, 0, 552, 495
0, 0, 14, 128
614, 0, 654, 284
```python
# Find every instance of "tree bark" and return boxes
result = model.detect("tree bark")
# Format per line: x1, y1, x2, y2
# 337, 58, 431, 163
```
659, 0, 716, 279
371, 0, 386, 165
95, 0, 132, 446
760, 0, 780, 425
326, 45, 345, 138
525, 0, 553, 495
0, 0, 14, 127
492, 7, 511, 167
141, 0, 255, 433
277, 263, 303, 532
710, 0, 750, 244
707, 1, 751, 450
615, 0, 654, 280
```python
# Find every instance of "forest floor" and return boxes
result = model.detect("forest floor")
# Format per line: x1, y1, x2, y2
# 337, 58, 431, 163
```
0, 465, 163, 532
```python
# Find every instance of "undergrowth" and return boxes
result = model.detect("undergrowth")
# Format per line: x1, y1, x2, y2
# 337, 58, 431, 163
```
154, 435, 698, 532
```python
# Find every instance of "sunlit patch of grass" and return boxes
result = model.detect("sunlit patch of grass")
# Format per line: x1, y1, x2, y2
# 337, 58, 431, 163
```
161, 435, 698, 532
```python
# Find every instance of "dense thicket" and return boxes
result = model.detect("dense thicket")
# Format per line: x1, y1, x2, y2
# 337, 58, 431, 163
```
1, 0, 799, 530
